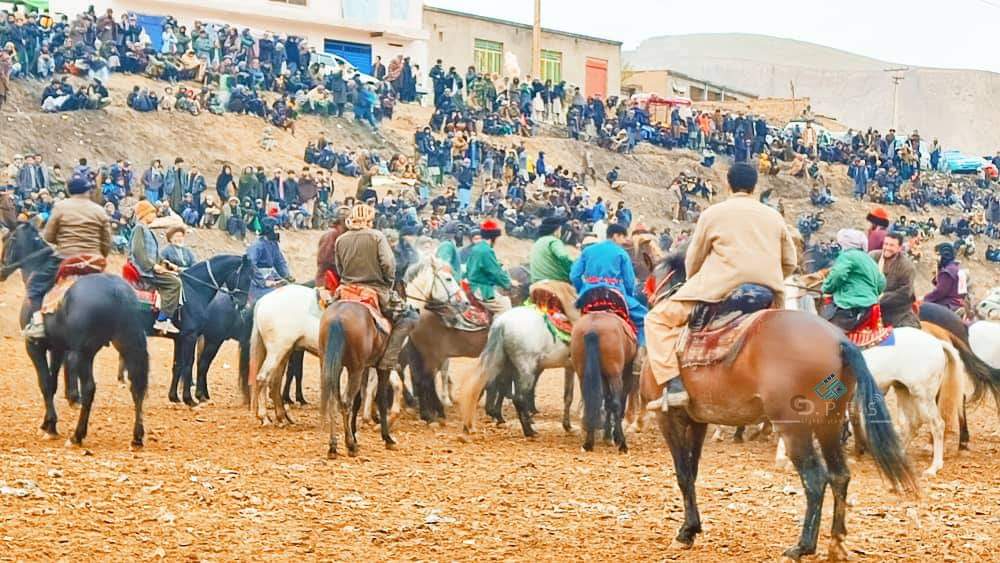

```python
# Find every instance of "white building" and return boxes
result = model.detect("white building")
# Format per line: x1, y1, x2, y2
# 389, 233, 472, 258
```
49, 0, 429, 73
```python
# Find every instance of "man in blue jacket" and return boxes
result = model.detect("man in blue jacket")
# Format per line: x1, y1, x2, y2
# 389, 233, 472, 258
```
570, 224, 646, 344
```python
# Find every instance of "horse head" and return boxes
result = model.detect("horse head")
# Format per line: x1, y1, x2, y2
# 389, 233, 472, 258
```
0, 222, 49, 282
226, 254, 254, 307
404, 256, 462, 307
647, 243, 688, 305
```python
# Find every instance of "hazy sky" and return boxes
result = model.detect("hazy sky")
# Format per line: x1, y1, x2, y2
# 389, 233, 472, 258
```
427, 0, 1000, 73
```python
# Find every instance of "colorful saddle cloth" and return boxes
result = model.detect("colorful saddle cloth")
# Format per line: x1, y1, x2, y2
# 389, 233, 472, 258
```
579, 286, 637, 342
121, 262, 159, 309
844, 303, 895, 349
527, 281, 579, 343
41, 255, 107, 314
336, 284, 391, 335
679, 284, 776, 369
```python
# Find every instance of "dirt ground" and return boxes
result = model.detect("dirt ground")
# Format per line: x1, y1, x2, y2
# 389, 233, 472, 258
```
1, 275, 999, 562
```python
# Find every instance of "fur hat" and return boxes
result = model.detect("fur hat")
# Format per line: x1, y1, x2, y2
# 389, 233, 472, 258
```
866, 207, 890, 228
479, 218, 502, 240
135, 200, 157, 223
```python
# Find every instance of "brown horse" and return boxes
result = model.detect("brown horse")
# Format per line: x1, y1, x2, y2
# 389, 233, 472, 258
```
318, 301, 402, 458
643, 251, 917, 561
571, 310, 638, 452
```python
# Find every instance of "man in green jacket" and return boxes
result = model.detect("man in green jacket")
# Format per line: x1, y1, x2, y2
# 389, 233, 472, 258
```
821, 228, 886, 331
529, 216, 573, 284
465, 219, 511, 314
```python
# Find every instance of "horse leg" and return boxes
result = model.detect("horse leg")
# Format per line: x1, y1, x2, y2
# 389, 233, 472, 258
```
913, 389, 945, 477
282, 364, 295, 406
60, 352, 79, 407
848, 401, 867, 457
958, 397, 970, 451
27, 343, 59, 439
733, 426, 746, 443
817, 425, 851, 562
178, 334, 199, 407
67, 350, 98, 447
291, 351, 307, 405
195, 338, 224, 402
254, 345, 287, 425
781, 429, 827, 561
168, 340, 183, 404
562, 367, 575, 433
117, 355, 128, 385
342, 367, 366, 457
511, 360, 538, 438
484, 373, 506, 424
437, 358, 453, 409
602, 377, 614, 445
118, 343, 149, 449
616, 364, 635, 453
376, 368, 397, 449
656, 408, 706, 548
269, 351, 294, 425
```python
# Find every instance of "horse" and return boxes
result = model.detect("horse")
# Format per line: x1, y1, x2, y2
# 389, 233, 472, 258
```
644, 250, 917, 560
458, 303, 576, 438
1, 224, 149, 448
918, 302, 1000, 450
571, 302, 638, 452
145, 253, 252, 406
318, 298, 417, 457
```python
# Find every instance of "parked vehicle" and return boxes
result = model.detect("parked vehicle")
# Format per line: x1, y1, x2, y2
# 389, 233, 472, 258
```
313, 53, 379, 86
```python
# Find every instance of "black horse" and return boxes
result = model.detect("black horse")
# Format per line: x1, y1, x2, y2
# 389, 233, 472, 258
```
1, 223, 149, 447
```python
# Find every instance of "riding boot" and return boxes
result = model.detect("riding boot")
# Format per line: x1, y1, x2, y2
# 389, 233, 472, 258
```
22, 310, 46, 340
662, 375, 689, 411
377, 306, 419, 371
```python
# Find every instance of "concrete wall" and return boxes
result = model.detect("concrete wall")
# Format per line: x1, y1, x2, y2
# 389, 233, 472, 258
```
49, 0, 428, 69
622, 70, 669, 96
423, 8, 620, 97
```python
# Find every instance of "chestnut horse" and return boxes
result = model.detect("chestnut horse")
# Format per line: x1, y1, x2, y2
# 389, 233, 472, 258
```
643, 250, 917, 561
571, 309, 638, 452
318, 301, 408, 458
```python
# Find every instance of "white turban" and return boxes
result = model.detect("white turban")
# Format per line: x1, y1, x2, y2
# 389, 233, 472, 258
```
836, 228, 868, 252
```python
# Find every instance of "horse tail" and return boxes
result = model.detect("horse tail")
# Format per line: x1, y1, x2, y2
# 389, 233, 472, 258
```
460, 320, 507, 432
582, 331, 603, 433
247, 316, 266, 404
945, 329, 1000, 410
319, 320, 345, 422
937, 340, 964, 437
840, 340, 918, 496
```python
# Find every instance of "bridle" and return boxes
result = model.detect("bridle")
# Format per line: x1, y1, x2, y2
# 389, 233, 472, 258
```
406, 262, 459, 306
180, 257, 248, 298
0, 230, 53, 278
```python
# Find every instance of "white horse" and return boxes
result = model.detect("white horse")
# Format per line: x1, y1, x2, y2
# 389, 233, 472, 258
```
778, 285, 964, 477
458, 305, 574, 437
970, 320, 1000, 368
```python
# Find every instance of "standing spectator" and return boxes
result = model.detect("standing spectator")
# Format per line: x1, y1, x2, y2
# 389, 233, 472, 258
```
215, 164, 236, 201
142, 159, 165, 202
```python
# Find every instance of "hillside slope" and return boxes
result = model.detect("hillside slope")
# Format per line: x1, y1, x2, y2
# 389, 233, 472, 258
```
3, 73, 997, 292
625, 33, 1000, 155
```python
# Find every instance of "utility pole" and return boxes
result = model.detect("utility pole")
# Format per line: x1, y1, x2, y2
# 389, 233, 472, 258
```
884, 67, 909, 131
532, 0, 541, 78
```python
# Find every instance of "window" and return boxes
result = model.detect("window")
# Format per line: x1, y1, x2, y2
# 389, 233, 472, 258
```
269, 0, 307, 5
540, 49, 562, 83
474, 39, 503, 76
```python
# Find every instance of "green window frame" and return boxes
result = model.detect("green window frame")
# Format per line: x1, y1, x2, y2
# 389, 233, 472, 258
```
541, 49, 562, 83
474, 39, 503, 76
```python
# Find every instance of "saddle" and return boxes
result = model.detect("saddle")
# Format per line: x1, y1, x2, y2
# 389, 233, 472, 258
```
456, 279, 494, 328
122, 262, 159, 310
41, 255, 107, 314
679, 284, 776, 369
579, 286, 637, 341
528, 281, 579, 343
824, 299, 895, 349
335, 284, 391, 335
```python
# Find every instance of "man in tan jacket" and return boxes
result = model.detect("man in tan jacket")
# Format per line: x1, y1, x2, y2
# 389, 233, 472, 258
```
646, 163, 798, 407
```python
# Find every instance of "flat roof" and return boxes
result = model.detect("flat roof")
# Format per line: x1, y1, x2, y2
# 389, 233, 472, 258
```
628, 68, 758, 99
423, 6, 622, 46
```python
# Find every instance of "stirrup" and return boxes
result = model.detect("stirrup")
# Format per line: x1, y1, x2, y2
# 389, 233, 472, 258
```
662, 377, 689, 411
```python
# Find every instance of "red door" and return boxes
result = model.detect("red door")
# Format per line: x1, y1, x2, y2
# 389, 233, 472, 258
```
585, 57, 608, 98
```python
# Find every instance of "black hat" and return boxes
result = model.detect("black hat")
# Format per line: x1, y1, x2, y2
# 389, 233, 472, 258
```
537, 216, 564, 236
67, 174, 90, 195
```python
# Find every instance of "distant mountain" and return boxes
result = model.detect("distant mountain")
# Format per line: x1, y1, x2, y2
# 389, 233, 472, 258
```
625, 33, 1000, 154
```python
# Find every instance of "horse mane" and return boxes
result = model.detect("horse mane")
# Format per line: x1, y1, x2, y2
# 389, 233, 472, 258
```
655, 243, 689, 282
403, 255, 441, 285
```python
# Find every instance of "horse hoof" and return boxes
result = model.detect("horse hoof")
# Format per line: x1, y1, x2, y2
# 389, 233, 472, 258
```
38, 429, 60, 441
66, 401, 81, 411
168, 395, 181, 404
327, 449, 338, 460
669, 539, 693, 551
828, 539, 850, 562
64, 438, 80, 449
384, 442, 398, 451
434, 419, 446, 429
130, 441, 144, 451
922, 468, 939, 478
347, 448, 358, 458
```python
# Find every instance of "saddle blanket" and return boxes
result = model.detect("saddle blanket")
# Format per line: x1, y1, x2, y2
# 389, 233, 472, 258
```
527, 282, 579, 343
427, 300, 491, 332
679, 309, 773, 369
336, 285, 391, 335
529, 303, 573, 343
580, 286, 637, 343
844, 303, 894, 350
41, 255, 107, 314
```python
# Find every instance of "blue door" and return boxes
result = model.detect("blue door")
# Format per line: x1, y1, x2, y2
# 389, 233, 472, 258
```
323, 39, 372, 74
135, 14, 166, 52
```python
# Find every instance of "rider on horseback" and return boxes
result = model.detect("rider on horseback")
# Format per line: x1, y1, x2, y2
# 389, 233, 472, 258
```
23, 174, 110, 339
248, 218, 294, 303
530, 216, 573, 284
464, 218, 512, 314
334, 204, 418, 371
131, 200, 183, 334
570, 223, 646, 344
646, 164, 798, 408
315, 205, 350, 286
820, 229, 886, 331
